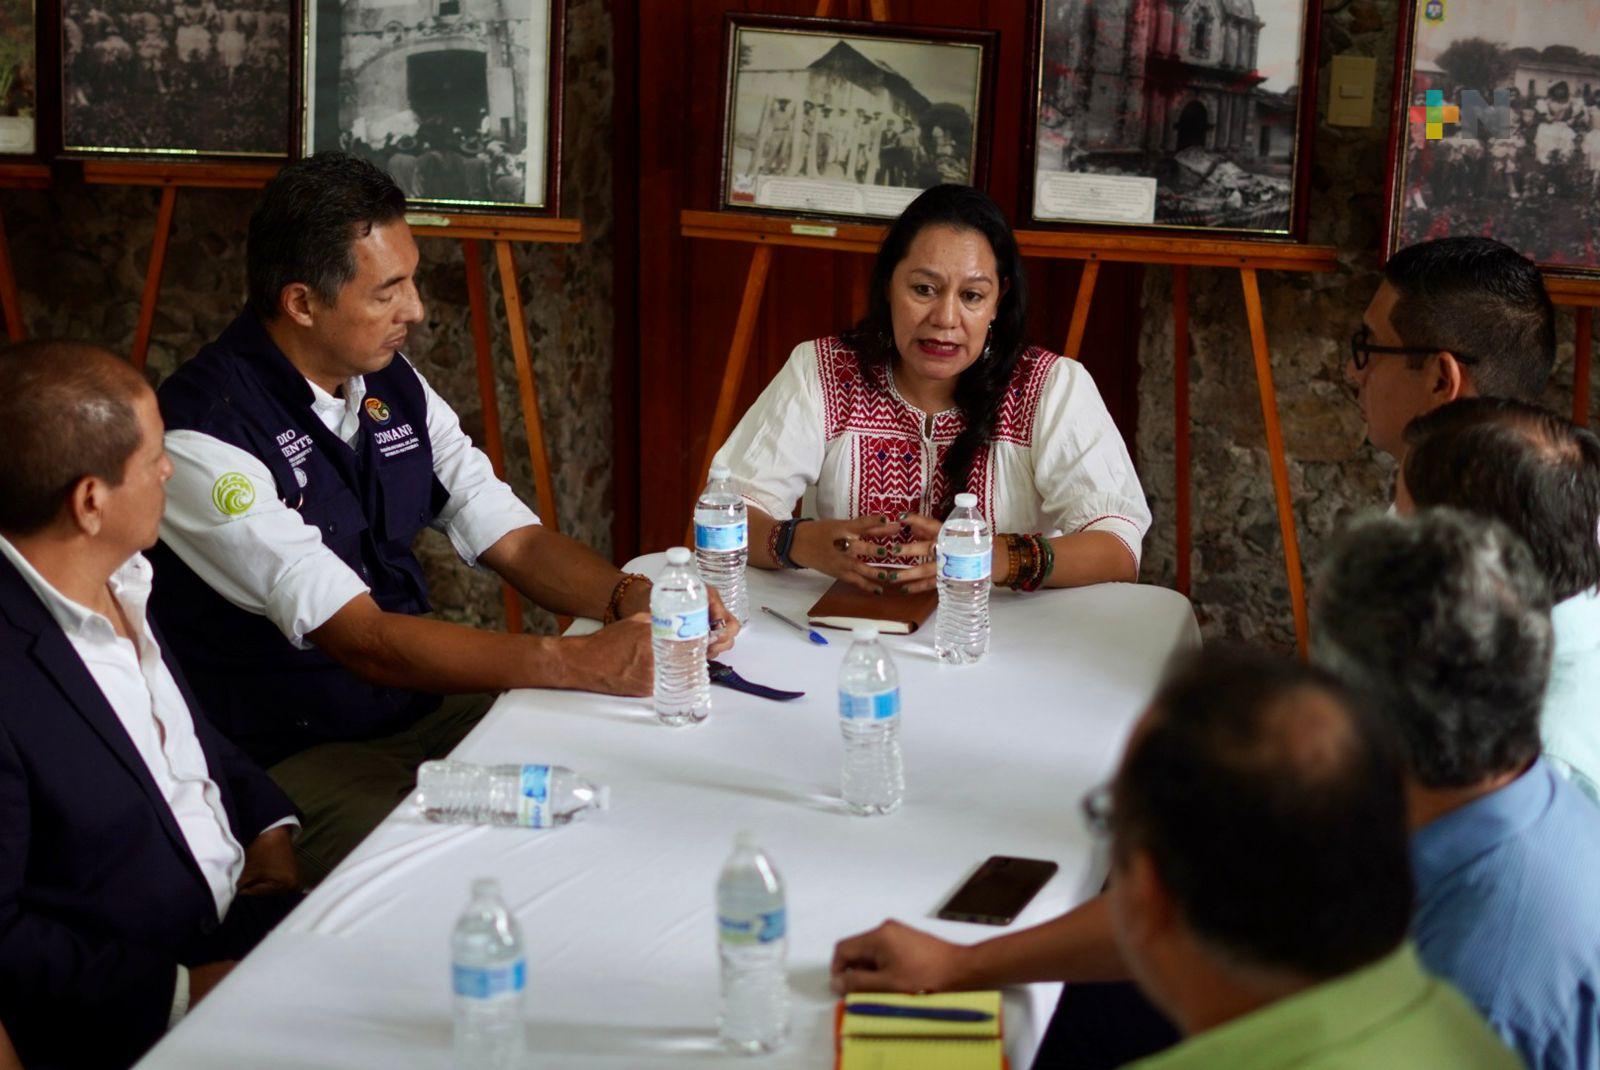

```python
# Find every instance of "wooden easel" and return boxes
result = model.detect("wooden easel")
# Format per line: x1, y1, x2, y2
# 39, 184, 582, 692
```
0, 162, 51, 342
89, 161, 582, 633
684, 207, 1336, 656
1545, 276, 1600, 428
1016, 231, 1338, 658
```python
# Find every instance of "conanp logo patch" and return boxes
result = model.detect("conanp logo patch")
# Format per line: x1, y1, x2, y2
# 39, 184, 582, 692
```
211, 472, 256, 517
364, 397, 392, 423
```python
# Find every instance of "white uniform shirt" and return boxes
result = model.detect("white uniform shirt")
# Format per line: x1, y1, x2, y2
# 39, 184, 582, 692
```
160, 362, 540, 647
712, 337, 1151, 567
0, 537, 298, 1025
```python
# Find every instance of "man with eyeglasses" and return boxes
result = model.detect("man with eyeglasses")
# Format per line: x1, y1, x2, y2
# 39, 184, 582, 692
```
832, 508, 1598, 1070
1349, 235, 1554, 460
833, 646, 1518, 1069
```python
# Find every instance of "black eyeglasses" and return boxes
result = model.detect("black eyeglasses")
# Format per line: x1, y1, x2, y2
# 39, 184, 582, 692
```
1348, 327, 1445, 371
1080, 783, 1113, 838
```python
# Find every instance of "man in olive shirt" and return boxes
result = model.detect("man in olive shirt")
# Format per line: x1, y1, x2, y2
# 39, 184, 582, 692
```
835, 647, 1518, 1069
1104, 651, 1515, 1069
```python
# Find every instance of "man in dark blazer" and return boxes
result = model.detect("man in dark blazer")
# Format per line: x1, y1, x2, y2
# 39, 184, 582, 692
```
0, 341, 301, 1069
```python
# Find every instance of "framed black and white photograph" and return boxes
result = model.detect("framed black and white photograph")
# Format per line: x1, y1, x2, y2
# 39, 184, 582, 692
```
718, 14, 996, 223
1384, 0, 1600, 277
61, 0, 293, 157
1025, 0, 1320, 238
304, 0, 563, 212
0, 0, 34, 156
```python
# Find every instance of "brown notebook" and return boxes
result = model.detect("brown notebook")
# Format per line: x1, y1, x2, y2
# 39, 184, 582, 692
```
807, 579, 938, 635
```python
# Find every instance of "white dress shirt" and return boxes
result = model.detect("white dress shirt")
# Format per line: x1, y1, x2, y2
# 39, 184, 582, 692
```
0, 538, 297, 1025
160, 361, 540, 647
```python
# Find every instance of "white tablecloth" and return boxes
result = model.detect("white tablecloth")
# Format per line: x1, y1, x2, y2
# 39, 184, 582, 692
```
142, 559, 1198, 1069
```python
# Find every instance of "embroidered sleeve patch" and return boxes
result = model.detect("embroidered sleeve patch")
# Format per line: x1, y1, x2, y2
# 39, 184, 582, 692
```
211, 472, 256, 517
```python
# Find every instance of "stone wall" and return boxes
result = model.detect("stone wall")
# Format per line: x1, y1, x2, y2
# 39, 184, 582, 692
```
1134, 0, 1594, 648
2, 0, 613, 636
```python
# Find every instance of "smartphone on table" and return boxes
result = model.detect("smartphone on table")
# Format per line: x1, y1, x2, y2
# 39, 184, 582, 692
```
937, 855, 1060, 926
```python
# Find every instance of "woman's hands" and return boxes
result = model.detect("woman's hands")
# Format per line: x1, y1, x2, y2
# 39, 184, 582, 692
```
787, 513, 975, 594
859, 513, 944, 594
789, 515, 911, 593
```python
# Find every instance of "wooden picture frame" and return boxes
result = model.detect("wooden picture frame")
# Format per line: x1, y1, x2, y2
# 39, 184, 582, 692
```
302, 0, 565, 214
1382, 0, 1600, 278
716, 12, 997, 224
1022, 0, 1321, 240
56, 0, 296, 160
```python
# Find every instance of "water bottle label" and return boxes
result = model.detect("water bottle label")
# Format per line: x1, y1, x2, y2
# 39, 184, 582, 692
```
938, 548, 991, 581
695, 520, 748, 552
718, 907, 787, 946
652, 606, 710, 640
517, 763, 551, 828
839, 688, 900, 720
453, 959, 526, 999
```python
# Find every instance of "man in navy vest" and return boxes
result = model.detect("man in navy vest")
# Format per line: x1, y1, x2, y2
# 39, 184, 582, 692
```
0, 341, 301, 1068
151, 153, 738, 883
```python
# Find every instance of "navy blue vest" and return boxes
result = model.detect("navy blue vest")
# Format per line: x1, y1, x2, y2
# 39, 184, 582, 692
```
151, 310, 450, 766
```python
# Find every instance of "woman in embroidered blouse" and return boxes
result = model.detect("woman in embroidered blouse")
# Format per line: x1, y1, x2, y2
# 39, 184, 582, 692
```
711, 185, 1151, 594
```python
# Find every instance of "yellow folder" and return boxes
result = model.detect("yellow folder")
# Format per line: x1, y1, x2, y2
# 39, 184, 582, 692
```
836, 991, 1006, 1070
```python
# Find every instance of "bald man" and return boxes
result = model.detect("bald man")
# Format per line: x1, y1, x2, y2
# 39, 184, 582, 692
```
0, 341, 300, 1069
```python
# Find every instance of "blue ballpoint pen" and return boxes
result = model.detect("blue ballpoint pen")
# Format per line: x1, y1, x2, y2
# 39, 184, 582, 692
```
761, 605, 829, 645
845, 1003, 995, 1023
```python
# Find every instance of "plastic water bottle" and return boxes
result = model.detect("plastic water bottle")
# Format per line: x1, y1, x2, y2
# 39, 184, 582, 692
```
695, 465, 749, 625
452, 877, 526, 1068
838, 627, 904, 815
416, 761, 609, 827
652, 546, 711, 726
717, 831, 790, 1053
935, 492, 992, 665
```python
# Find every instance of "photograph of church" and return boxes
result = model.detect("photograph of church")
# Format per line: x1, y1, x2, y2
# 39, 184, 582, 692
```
1030, 0, 1310, 234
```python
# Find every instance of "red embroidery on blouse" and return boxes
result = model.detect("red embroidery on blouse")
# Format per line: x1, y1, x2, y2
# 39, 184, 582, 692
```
814, 337, 1058, 548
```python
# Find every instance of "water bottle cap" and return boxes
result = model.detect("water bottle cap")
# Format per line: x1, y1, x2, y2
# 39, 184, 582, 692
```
471, 877, 501, 899
851, 626, 880, 642
665, 546, 691, 565
596, 785, 612, 811
708, 464, 731, 481
954, 493, 978, 509
735, 829, 762, 850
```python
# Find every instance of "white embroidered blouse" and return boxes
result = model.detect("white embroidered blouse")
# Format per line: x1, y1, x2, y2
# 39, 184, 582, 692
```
711, 336, 1152, 568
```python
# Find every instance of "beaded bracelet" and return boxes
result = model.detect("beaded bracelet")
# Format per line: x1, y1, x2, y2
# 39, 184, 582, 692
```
1000, 534, 1021, 588
604, 572, 650, 624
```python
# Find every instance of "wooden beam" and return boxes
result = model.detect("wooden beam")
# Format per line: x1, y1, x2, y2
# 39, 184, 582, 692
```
1063, 260, 1099, 360
493, 239, 561, 536
1173, 266, 1191, 597
407, 213, 583, 244
688, 244, 774, 543
131, 185, 178, 370
0, 208, 23, 343
1240, 268, 1308, 658
1575, 307, 1593, 428
462, 238, 525, 635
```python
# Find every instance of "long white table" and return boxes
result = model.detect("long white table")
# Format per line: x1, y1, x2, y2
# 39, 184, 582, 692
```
142, 559, 1198, 1069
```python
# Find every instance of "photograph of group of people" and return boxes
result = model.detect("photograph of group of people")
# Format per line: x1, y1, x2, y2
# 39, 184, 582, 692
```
62, 0, 289, 154
334, 125, 529, 204
723, 24, 985, 220
1393, 5, 1600, 273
